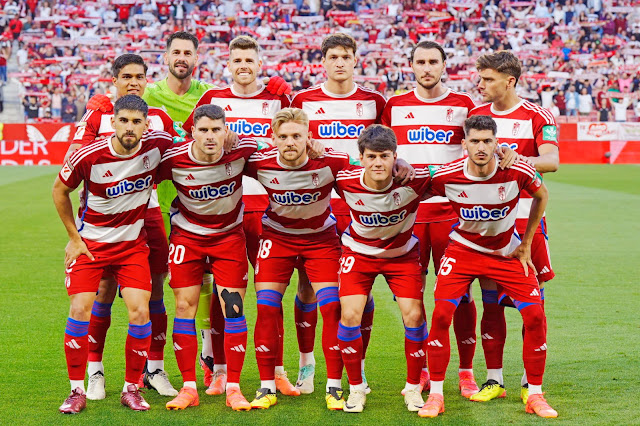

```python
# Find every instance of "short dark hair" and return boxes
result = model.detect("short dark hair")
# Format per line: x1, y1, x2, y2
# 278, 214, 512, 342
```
321, 33, 357, 58
112, 54, 148, 78
410, 41, 446, 63
464, 115, 497, 136
476, 51, 522, 84
193, 104, 225, 126
357, 124, 397, 154
167, 31, 198, 51
114, 94, 148, 118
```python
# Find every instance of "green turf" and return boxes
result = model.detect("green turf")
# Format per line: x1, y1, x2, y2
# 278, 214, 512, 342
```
0, 165, 638, 424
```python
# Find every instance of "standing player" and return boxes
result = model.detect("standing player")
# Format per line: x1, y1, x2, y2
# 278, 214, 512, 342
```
381, 40, 479, 396
53, 96, 175, 414
158, 105, 255, 411
71, 54, 178, 398
290, 33, 386, 393
419, 115, 557, 419
335, 125, 429, 413
181, 35, 296, 396
467, 51, 559, 404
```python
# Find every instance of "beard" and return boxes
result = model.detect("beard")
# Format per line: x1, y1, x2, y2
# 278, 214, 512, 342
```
416, 74, 442, 91
169, 61, 195, 80
117, 132, 141, 151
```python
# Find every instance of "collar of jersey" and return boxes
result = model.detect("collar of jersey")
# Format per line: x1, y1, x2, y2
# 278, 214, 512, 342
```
108, 134, 142, 158
321, 82, 357, 98
231, 83, 265, 98
463, 156, 498, 181
490, 99, 525, 116
413, 88, 450, 103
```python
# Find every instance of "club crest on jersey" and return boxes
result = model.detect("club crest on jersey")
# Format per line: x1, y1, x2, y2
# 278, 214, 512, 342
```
392, 191, 401, 206
498, 186, 506, 201
446, 108, 454, 122
312, 172, 320, 187
143, 155, 150, 169
356, 102, 363, 117
512, 122, 521, 136
225, 163, 233, 176
262, 101, 270, 115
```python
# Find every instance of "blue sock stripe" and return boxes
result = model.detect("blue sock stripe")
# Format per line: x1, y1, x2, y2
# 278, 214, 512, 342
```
514, 300, 537, 311
91, 301, 112, 318
256, 289, 283, 308
405, 322, 427, 342
316, 287, 339, 307
337, 322, 361, 341
481, 289, 499, 304
224, 316, 248, 334
149, 299, 166, 314
540, 287, 545, 300
435, 297, 461, 307
65, 318, 89, 337
363, 297, 375, 313
295, 295, 317, 312
128, 322, 152, 339
173, 318, 196, 336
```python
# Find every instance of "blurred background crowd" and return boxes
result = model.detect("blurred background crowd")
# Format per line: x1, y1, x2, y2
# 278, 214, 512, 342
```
1, 0, 639, 123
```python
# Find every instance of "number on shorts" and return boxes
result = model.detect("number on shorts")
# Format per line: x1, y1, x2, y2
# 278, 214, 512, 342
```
258, 239, 272, 259
439, 257, 456, 276
339, 256, 355, 273
168, 244, 185, 264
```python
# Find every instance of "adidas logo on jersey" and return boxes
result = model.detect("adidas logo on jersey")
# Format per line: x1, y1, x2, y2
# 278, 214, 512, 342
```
409, 349, 425, 358
341, 346, 357, 354
255, 345, 270, 353
66, 339, 81, 349
272, 191, 321, 206
153, 332, 166, 341
530, 288, 540, 297
189, 181, 236, 201
359, 210, 407, 226
405, 112, 415, 119
315, 107, 326, 114
458, 191, 469, 198
318, 121, 365, 138
460, 205, 510, 221
534, 343, 548, 352
224, 105, 232, 111
540, 266, 550, 274
230, 344, 246, 353
185, 173, 195, 181
102, 170, 113, 178
106, 176, 153, 198
407, 126, 454, 143
427, 340, 443, 347
270, 177, 280, 184
355, 199, 365, 206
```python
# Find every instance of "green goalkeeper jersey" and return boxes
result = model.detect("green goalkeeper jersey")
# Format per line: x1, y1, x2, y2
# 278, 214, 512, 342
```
143, 78, 214, 125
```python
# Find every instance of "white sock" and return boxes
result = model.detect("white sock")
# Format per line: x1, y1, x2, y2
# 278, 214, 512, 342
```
123, 381, 136, 392
70, 380, 85, 392
261, 380, 276, 393
184, 381, 197, 390
201, 331, 213, 358
350, 383, 366, 393
213, 364, 227, 373
87, 361, 104, 376
403, 382, 420, 393
226, 382, 239, 391
275, 366, 285, 375
459, 368, 473, 374
361, 359, 365, 372
487, 368, 503, 385
203, 273, 214, 286
422, 367, 429, 373
326, 378, 342, 392
430, 380, 444, 395
299, 352, 315, 368
521, 371, 528, 387
147, 360, 164, 372
528, 384, 542, 395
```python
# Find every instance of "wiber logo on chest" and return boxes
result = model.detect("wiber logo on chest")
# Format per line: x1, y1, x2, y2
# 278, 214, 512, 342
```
106, 176, 153, 198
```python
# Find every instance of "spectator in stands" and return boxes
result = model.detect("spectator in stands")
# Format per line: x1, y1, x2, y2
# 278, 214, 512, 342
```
566, 85, 579, 116
555, 90, 567, 116
23, 96, 39, 122
0, 52, 6, 84
51, 87, 63, 119
61, 94, 77, 123
578, 88, 593, 116
613, 96, 632, 122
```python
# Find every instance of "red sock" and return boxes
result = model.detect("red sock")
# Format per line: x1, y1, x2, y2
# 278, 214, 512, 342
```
224, 316, 248, 383
426, 301, 457, 382
421, 301, 429, 368
149, 299, 167, 362
405, 323, 427, 384
173, 318, 198, 382
480, 290, 506, 370
65, 318, 89, 381
453, 299, 477, 369
338, 322, 363, 385
125, 322, 152, 383
255, 290, 283, 381
361, 296, 375, 358
277, 306, 284, 367
210, 291, 226, 365
519, 304, 547, 385
316, 288, 343, 380
294, 295, 317, 354
87, 302, 111, 362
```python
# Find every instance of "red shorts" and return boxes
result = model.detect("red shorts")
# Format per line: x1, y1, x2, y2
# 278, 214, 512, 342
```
338, 246, 424, 300
434, 241, 541, 305
168, 227, 248, 289
144, 207, 169, 275
255, 228, 341, 284
528, 233, 554, 283
65, 243, 151, 296
243, 211, 263, 268
413, 219, 456, 274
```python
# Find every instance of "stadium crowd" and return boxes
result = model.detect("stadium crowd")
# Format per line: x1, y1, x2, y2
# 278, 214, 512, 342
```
2, 0, 640, 123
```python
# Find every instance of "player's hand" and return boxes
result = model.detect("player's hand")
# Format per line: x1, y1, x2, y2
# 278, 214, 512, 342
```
65, 239, 94, 269
86, 94, 113, 113
506, 243, 536, 277
497, 145, 517, 169
264, 76, 292, 96
224, 130, 239, 153
517, 154, 535, 167
307, 138, 325, 159
393, 158, 415, 184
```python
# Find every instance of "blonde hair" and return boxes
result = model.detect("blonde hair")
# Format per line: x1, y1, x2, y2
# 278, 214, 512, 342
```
229, 35, 260, 54
271, 108, 309, 135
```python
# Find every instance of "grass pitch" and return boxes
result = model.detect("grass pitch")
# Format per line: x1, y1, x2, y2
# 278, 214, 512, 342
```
0, 164, 638, 425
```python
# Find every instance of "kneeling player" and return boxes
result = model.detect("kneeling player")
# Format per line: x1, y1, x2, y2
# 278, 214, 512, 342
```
334, 125, 429, 413
157, 105, 255, 411
419, 115, 557, 419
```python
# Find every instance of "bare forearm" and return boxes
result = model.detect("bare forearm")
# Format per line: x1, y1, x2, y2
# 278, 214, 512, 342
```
52, 182, 81, 241
528, 152, 559, 173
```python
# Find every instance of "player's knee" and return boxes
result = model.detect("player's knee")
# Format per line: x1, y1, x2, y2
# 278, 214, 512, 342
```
69, 303, 92, 322
221, 289, 244, 318
174, 297, 197, 318
127, 304, 150, 324
521, 304, 545, 329
402, 308, 424, 328
431, 306, 454, 329
340, 308, 362, 327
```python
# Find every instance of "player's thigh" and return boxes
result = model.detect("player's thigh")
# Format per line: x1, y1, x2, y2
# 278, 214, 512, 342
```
396, 296, 425, 327
69, 291, 99, 321
243, 211, 263, 268
145, 206, 169, 275
96, 275, 118, 303
339, 294, 368, 327
65, 256, 105, 297
487, 256, 541, 305
529, 233, 554, 285
168, 239, 207, 289
300, 238, 341, 284
433, 243, 476, 301
208, 241, 249, 318
254, 232, 297, 285
296, 262, 316, 303
384, 248, 424, 303
111, 245, 152, 293
338, 252, 376, 300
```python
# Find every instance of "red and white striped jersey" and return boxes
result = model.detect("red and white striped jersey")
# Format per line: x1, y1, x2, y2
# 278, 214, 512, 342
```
58, 130, 175, 254
381, 88, 476, 223
291, 83, 386, 158
182, 85, 290, 213
429, 158, 543, 256
335, 165, 432, 258
245, 147, 350, 235
468, 99, 557, 234
157, 138, 257, 242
